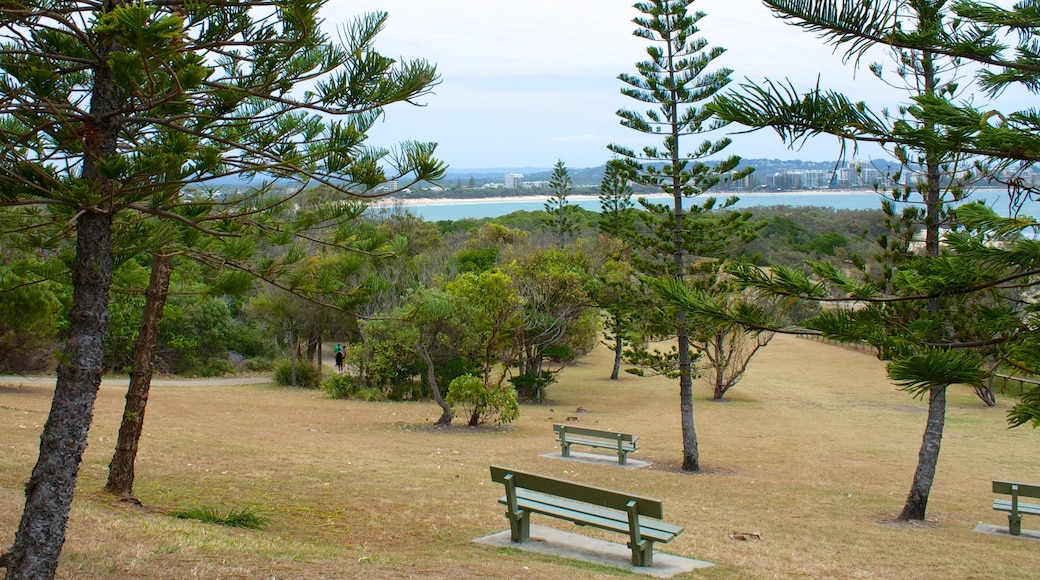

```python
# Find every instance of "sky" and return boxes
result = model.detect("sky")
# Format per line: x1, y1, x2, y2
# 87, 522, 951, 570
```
320, 1, 1002, 171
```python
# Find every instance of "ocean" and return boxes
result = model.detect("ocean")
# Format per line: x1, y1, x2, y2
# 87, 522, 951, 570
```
376, 188, 1039, 222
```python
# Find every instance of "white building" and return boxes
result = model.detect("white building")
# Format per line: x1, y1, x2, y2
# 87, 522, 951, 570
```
504, 173, 524, 189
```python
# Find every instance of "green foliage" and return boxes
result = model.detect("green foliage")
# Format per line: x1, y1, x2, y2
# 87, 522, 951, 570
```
162, 295, 270, 375
446, 374, 519, 426
190, 358, 236, 378
241, 357, 273, 372
598, 158, 636, 238
444, 270, 522, 383
170, 506, 268, 530
888, 350, 987, 398
508, 370, 558, 402
104, 293, 146, 372
456, 246, 499, 273
1009, 386, 1040, 428
544, 159, 579, 240
346, 317, 424, 395
322, 374, 385, 401
273, 358, 319, 389
0, 274, 62, 372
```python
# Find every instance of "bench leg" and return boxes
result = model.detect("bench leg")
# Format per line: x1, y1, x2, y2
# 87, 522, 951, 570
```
507, 509, 531, 542
629, 540, 653, 567
1009, 512, 1022, 536
560, 442, 570, 458
618, 451, 627, 466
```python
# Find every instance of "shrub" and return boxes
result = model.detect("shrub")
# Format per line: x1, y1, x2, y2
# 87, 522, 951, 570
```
191, 357, 235, 378
386, 379, 426, 401
508, 370, 558, 402
321, 374, 353, 398
320, 374, 393, 401
274, 358, 319, 388
242, 357, 273, 372
446, 374, 519, 426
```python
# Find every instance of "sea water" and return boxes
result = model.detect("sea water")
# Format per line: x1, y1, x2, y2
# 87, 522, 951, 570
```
381, 188, 1040, 222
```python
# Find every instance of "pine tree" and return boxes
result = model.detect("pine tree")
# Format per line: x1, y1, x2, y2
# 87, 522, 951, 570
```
704, 0, 1036, 521
544, 159, 577, 242
609, 0, 752, 471
0, 3, 441, 576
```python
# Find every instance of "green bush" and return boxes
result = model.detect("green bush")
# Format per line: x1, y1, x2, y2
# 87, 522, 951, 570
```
386, 379, 425, 401
274, 358, 319, 388
242, 357, 273, 372
446, 374, 519, 426
321, 373, 420, 402
509, 370, 558, 402
191, 357, 235, 378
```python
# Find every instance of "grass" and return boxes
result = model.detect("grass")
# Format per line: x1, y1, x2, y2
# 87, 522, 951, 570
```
1, 333, 1039, 578
169, 506, 269, 529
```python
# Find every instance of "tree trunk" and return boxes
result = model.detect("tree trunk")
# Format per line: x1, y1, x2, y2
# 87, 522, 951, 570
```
3, 24, 122, 574
316, 338, 323, 383
105, 253, 172, 499
899, 386, 946, 520
3, 211, 114, 579
289, 329, 298, 386
897, 48, 945, 521
678, 314, 699, 472
416, 341, 452, 425
610, 329, 622, 380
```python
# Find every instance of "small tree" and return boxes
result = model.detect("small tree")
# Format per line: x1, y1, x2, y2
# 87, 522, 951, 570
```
597, 159, 641, 380
404, 288, 479, 426
544, 159, 578, 242
446, 374, 520, 426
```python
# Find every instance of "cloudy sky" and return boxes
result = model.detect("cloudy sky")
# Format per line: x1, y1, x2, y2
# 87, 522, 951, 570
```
321, 1, 970, 170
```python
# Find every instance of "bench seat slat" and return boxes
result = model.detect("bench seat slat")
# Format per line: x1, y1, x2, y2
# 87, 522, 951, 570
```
499, 496, 680, 543
993, 499, 1040, 516
512, 489, 684, 537
561, 436, 638, 451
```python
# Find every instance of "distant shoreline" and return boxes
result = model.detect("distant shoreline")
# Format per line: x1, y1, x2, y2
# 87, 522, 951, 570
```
370, 189, 877, 208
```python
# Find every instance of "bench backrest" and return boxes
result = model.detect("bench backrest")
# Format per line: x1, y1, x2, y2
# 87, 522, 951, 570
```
553, 424, 635, 442
490, 465, 663, 518
993, 480, 1040, 499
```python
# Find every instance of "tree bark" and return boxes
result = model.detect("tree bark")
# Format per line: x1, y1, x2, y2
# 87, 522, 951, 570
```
3, 211, 114, 579
610, 329, 622, 380
899, 386, 946, 520
105, 253, 172, 499
3, 17, 122, 574
675, 184, 699, 471
416, 341, 452, 425
678, 313, 699, 472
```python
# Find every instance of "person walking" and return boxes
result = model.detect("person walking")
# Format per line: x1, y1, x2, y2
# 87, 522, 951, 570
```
334, 346, 345, 375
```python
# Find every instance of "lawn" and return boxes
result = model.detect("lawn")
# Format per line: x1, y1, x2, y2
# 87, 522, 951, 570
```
2, 333, 1039, 578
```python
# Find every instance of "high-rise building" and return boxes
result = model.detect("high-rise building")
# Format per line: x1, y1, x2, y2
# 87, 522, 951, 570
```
504, 173, 524, 189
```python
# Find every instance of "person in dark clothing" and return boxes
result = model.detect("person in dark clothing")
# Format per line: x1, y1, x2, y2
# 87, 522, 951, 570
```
334, 348, 345, 374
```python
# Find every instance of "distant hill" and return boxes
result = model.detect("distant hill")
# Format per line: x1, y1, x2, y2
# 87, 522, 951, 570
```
441, 159, 851, 187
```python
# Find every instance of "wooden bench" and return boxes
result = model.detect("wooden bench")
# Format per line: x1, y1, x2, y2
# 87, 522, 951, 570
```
553, 424, 638, 465
489, 465, 683, 567
993, 480, 1040, 536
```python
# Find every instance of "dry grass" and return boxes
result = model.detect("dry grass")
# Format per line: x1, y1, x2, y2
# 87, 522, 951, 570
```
2, 333, 1040, 579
